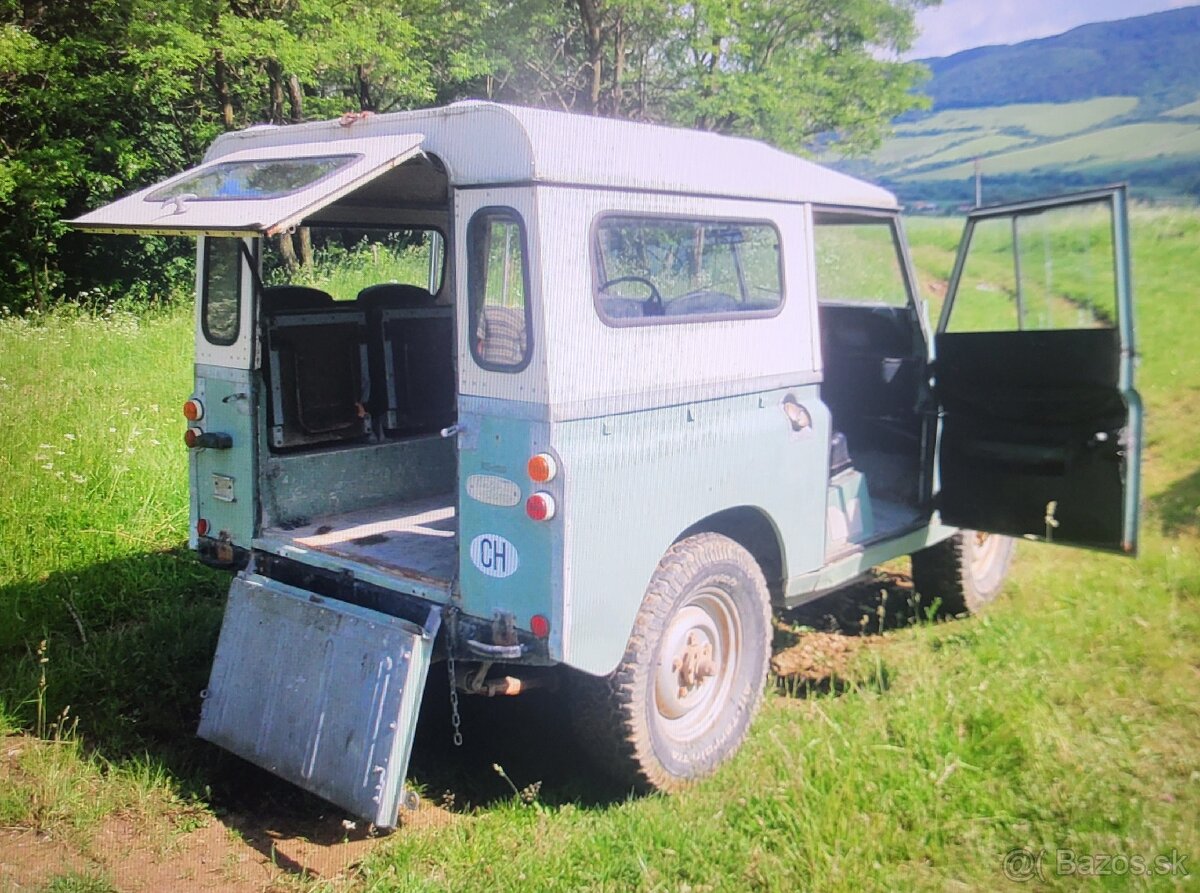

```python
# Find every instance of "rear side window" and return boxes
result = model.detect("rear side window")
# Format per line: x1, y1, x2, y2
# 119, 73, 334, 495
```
468, 209, 532, 372
202, 237, 242, 346
594, 216, 783, 324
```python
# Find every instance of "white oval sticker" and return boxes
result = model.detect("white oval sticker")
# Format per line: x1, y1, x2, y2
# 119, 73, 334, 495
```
466, 474, 521, 507
469, 534, 520, 578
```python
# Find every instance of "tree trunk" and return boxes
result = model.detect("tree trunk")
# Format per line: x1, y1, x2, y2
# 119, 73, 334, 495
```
286, 74, 304, 123
356, 64, 374, 111
575, 0, 604, 113
266, 59, 285, 125
278, 232, 298, 274
297, 227, 313, 269
610, 11, 625, 115
214, 49, 234, 129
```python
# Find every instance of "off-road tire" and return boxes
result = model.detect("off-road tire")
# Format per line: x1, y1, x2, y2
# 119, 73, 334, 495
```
571, 533, 772, 792
911, 531, 1015, 617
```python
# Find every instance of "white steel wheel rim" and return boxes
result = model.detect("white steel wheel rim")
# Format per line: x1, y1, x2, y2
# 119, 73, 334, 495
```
653, 586, 742, 744
971, 531, 1006, 579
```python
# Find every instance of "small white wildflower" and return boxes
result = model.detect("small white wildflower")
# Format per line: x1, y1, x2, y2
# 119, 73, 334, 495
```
108, 427, 117, 433
125, 446, 135, 454
39, 443, 53, 450
150, 439, 161, 446
41, 462, 53, 470
64, 433, 76, 441
70, 473, 86, 484
55, 450, 65, 456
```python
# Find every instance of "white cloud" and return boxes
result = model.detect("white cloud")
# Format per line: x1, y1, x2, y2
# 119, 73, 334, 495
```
909, 0, 1197, 59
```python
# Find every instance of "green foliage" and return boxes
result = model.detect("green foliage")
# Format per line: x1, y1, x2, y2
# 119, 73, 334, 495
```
0, 0, 933, 314
485, 0, 935, 155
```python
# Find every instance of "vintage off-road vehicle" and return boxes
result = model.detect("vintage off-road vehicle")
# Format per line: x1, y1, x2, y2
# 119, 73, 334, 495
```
72, 101, 1141, 827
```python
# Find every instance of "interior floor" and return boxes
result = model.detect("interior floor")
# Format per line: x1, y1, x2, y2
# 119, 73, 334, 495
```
260, 493, 457, 586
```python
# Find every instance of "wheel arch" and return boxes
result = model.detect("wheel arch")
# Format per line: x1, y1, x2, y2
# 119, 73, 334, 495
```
677, 505, 786, 603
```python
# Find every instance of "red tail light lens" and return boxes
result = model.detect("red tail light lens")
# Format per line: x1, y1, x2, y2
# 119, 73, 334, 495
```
196, 518, 210, 537
525, 492, 556, 522
184, 427, 202, 448
530, 614, 550, 638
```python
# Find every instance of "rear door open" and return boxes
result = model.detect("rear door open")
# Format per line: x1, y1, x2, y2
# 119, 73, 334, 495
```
933, 186, 1141, 553
71, 135, 441, 827
70, 135, 425, 236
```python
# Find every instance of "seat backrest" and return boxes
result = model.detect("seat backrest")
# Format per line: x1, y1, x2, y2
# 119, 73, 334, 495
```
260, 285, 334, 312
476, 305, 527, 368
358, 283, 436, 308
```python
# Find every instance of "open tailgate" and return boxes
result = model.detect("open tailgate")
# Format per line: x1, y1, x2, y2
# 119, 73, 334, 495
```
198, 572, 439, 828
69, 135, 424, 237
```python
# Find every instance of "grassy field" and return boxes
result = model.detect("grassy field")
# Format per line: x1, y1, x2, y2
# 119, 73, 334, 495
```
1, 209, 1198, 891
836, 95, 1200, 203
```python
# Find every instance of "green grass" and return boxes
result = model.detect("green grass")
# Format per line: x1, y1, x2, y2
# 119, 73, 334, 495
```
909, 122, 1200, 181
895, 98, 1140, 140
1, 209, 1198, 890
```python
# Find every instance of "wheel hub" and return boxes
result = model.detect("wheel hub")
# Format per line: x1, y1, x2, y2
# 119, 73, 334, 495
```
672, 631, 717, 698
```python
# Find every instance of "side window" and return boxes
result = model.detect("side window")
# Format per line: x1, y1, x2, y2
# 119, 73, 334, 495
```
594, 216, 782, 324
202, 237, 242, 345
945, 201, 1117, 333
468, 208, 531, 372
813, 212, 911, 308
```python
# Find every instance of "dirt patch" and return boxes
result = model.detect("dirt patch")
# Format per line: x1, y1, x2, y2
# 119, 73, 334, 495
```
771, 631, 865, 690
0, 735, 462, 892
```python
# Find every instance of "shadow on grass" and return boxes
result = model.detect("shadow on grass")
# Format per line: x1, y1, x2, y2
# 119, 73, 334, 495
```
1149, 465, 1200, 536
0, 552, 922, 877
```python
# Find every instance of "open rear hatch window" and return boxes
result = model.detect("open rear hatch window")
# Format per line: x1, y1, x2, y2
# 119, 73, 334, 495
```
69, 134, 424, 237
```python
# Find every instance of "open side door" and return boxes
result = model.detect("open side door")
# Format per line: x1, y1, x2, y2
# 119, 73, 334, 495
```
933, 186, 1141, 554
69, 134, 424, 236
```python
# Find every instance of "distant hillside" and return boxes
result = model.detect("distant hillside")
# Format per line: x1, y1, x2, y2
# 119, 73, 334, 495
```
830, 6, 1200, 207
921, 5, 1200, 112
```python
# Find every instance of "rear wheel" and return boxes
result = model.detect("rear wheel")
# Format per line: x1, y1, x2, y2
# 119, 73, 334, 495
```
572, 533, 771, 791
911, 530, 1015, 616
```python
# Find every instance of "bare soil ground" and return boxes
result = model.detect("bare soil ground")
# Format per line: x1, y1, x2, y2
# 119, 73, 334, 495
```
0, 736, 461, 892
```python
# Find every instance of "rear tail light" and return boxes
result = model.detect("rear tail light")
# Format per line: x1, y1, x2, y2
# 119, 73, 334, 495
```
527, 452, 558, 483
183, 398, 204, 421
525, 492, 556, 522
530, 614, 550, 638
196, 518, 210, 537
184, 426, 202, 448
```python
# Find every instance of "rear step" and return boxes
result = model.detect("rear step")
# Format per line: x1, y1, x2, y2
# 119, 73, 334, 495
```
198, 571, 440, 828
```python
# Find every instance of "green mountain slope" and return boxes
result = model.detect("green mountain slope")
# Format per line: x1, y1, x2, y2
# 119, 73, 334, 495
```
832, 7, 1200, 206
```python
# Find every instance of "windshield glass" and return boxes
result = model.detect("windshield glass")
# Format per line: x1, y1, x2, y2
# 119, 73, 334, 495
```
146, 155, 356, 202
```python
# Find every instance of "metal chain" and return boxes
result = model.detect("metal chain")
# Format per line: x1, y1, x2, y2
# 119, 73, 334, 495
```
446, 647, 463, 747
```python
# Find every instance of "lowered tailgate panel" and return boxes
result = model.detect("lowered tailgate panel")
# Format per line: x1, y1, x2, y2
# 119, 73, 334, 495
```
198, 571, 439, 828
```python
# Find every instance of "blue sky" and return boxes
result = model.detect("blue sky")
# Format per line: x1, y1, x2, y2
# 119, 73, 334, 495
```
909, 0, 1197, 58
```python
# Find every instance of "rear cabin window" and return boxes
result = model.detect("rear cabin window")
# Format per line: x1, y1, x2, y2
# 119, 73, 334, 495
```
202, 237, 242, 345
468, 209, 532, 372
262, 227, 445, 300
594, 216, 783, 324
813, 212, 911, 308
147, 155, 355, 202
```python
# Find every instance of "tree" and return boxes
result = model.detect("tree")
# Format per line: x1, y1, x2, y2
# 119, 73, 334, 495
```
482, 0, 936, 154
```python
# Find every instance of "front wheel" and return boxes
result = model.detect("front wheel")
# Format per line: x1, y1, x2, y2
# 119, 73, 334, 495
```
911, 530, 1015, 616
572, 533, 772, 791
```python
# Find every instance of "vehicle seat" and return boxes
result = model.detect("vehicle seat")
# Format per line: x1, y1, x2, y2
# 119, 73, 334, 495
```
476, 306, 527, 367
360, 284, 455, 435
261, 286, 370, 449
830, 431, 853, 476
358, 283, 437, 308
260, 285, 334, 312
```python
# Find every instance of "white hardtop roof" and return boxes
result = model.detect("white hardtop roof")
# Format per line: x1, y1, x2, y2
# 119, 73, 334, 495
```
206, 101, 898, 211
